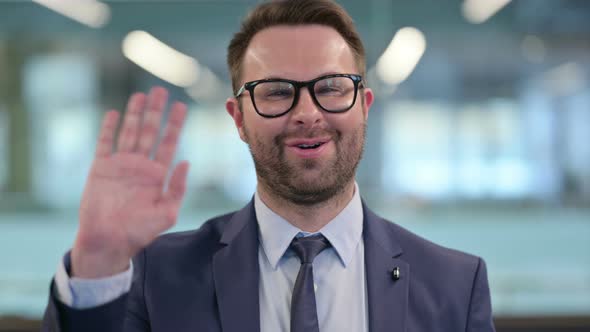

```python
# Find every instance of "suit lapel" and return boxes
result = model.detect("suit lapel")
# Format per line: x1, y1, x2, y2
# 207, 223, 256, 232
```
363, 203, 409, 332
213, 199, 260, 332
211, 199, 409, 332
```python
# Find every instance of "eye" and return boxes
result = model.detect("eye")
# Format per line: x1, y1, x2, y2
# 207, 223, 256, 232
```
316, 86, 344, 95
315, 77, 350, 96
256, 82, 294, 100
266, 88, 293, 98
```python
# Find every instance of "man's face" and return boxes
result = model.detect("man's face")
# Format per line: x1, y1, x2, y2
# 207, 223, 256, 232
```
226, 25, 374, 205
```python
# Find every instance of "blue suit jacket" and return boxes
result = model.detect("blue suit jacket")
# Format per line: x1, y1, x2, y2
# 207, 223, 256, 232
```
42, 200, 496, 332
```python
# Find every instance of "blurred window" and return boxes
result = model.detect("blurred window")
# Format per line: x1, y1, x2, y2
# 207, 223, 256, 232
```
0, 109, 7, 190
178, 107, 256, 204
23, 54, 99, 208
381, 99, 568, 200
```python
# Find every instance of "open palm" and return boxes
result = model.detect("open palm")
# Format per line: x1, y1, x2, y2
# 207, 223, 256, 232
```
72, 87, 189, 278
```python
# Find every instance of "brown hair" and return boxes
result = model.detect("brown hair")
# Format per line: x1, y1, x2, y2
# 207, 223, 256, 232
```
227, 0, 366, 93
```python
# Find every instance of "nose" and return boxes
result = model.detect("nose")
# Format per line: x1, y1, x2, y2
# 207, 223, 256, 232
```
289, 87, 323, 127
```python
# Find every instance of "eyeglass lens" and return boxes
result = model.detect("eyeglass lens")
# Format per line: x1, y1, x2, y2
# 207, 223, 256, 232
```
252, 76, 356, 116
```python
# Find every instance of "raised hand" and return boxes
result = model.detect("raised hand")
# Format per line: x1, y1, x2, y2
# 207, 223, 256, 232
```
71, 87, 189, 278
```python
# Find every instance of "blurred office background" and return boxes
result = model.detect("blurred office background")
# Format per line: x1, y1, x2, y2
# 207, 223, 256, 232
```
0, 0, 589, 331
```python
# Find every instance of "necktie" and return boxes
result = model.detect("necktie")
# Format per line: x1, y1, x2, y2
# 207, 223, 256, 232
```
289, 234, 331, 332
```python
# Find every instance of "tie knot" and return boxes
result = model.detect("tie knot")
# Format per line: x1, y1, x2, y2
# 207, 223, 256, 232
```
290, 234, 331, 264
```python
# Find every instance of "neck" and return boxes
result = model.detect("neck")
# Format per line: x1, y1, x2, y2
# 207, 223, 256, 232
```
256, 180, 356, 233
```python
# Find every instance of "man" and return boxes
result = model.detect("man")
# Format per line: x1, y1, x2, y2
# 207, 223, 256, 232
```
42, 0, 496, 331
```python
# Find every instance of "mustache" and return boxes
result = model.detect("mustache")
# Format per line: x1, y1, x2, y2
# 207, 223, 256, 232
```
275, 128, 339, 144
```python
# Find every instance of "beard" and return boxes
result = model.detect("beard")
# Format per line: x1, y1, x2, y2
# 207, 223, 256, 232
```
243, 120, 366, 206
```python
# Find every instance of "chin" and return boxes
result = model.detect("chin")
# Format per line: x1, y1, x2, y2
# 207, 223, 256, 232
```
285, 174, 347, 203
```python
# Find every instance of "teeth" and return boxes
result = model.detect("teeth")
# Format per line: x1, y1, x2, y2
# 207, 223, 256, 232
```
298, 143, 321, 149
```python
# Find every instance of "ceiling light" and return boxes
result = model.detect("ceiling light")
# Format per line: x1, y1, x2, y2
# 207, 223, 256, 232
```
376, 27, 426, 86
122, 30, 200, 87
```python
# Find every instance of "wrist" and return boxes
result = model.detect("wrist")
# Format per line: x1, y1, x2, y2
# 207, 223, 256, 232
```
71, 245, 131, 279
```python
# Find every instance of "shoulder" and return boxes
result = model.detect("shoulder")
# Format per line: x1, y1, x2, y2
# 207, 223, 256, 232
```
393, 218, 478, 263
139, 211, 237, 265
128, 211, 242, 305
371, 211, 483, 277
372, 212, 487, 302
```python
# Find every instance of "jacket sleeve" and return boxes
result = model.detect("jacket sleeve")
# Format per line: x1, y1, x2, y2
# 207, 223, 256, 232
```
465, 258, 496, 332
40, 251, 150, 332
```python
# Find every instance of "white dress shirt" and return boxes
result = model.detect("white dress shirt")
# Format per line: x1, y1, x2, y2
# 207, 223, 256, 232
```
255, 184, 367, 332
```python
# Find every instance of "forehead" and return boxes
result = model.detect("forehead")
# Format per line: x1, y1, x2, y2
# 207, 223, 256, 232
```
241, 25, 357, 83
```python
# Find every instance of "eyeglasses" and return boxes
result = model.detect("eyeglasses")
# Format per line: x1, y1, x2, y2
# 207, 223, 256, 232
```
235, 73, 364, 118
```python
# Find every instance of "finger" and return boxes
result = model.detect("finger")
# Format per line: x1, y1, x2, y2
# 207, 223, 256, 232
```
155, 102, 188, 168
137, 86, 168, 156
116, 93, 147, 153
148, 161, 189, 230
95, 110, 120, 158
164, 161, 190, 203
134, 206, 178, 241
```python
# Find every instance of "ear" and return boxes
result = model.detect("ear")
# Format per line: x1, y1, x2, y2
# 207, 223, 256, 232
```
226, 97, 247, 142
361, 87, 374, 121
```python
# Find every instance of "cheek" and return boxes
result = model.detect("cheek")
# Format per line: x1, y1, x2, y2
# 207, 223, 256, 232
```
243, 110, 285, 142
328, 109, 365, 133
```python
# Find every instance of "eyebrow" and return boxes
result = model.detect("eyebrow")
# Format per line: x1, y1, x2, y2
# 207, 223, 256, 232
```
260, 71, 342, 81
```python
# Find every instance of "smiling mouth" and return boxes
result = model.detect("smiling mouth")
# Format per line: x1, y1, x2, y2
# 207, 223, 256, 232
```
285, 136, 331, 149
296, 142, 324, 149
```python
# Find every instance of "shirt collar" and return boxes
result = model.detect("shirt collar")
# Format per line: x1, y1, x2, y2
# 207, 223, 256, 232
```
254, 183, 363, 269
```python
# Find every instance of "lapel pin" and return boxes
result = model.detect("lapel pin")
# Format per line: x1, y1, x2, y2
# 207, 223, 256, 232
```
391, 267, 401, 281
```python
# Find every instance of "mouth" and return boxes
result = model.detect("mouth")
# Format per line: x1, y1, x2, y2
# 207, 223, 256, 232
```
284, 137, 332, 158
286, 137, 330, 150
296, 142, 324, 149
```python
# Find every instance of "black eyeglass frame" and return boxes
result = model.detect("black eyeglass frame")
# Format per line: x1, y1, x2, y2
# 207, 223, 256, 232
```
234, 73, 364, 118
